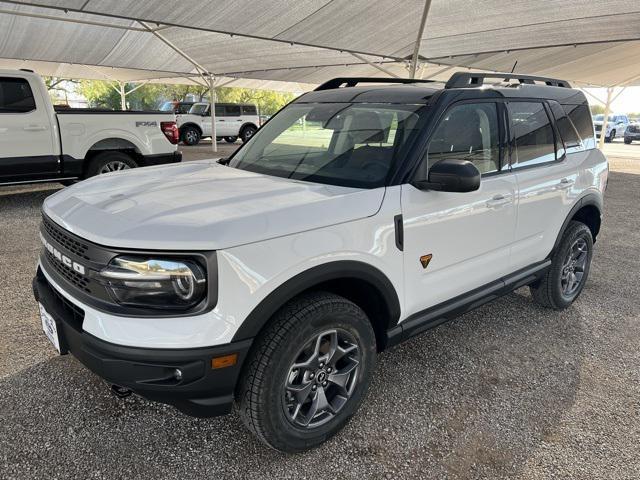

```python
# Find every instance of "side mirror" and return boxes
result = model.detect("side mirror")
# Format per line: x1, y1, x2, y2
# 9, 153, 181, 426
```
413, 158, 481, 192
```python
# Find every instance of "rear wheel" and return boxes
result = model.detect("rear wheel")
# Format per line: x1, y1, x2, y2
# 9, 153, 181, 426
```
240, 125, 257, 143
236, 292, 376, 452
606, 129, 616, 143
530, 221, 593, 310
181, 126, 201, 146
85, 151, 137, 178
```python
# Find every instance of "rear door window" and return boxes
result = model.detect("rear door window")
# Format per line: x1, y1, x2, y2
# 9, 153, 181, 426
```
225, 105, 241, 116
0, 77, 36, 113
508, 102, 556, 168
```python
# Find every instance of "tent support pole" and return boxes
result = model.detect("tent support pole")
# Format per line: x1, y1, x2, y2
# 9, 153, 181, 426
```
598, 87, 614, 150
119, 82, 126, 110
409, 0, 432, 78
350, 53, 400, 78
209, 75, 217, 154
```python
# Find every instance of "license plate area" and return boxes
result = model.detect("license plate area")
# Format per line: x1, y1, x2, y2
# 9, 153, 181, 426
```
39, 302, 62, 354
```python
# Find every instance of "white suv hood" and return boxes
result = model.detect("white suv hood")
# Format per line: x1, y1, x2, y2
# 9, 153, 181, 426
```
43, 160, 385, 250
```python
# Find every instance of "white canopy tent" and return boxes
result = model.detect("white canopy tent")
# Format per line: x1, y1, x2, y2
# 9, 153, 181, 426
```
0, 0, 639, 150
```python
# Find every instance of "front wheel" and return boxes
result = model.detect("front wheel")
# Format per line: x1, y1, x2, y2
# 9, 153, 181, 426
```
236, 292, 376, 452
240, 125, 257, 143
624, 138, 632, 144
181, 126, 201, 146
530, 221, 593, 309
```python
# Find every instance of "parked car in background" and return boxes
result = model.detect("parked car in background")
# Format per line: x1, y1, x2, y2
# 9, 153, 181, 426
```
593, 113, 629, 142
33, 73, 607, 452
624, 121, 640, 144
177, 102, 259, 145
0, 70, 181, 186
160, 100, 195, 115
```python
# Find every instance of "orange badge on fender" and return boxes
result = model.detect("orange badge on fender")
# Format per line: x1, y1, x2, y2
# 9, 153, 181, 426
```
420, 254, 433, 269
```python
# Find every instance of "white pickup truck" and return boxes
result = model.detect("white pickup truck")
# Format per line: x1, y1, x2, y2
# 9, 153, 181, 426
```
0, 69, 181, 186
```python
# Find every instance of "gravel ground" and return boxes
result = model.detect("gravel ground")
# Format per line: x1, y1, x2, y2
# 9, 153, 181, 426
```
0, 142, 639, 479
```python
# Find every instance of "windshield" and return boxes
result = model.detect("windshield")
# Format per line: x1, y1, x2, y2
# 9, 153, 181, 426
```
229, 102, 426, 188
190, 103, 209, 115
593, 114, 614, 122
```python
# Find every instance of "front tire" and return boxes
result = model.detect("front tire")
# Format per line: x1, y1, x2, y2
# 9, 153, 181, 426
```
236, 292, 376, 452
530, 221, 593, 310
624, 138, 632, 144
181, 126, 201, 146
85, 151, 137, 178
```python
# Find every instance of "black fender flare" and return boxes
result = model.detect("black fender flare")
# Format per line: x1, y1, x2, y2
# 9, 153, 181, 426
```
231, 260, 401, 342
550, 192, 603, 256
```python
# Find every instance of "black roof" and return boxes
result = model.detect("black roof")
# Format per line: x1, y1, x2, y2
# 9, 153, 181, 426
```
295, 74, 586, 105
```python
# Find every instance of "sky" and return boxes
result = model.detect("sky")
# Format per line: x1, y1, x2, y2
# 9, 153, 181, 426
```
583, 87, 640, 114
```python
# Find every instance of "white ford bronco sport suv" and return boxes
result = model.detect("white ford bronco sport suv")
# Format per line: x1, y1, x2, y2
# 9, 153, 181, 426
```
33, 73, 607, 452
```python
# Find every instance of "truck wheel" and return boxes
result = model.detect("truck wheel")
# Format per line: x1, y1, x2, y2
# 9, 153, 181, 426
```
624, 138, 632, 144
224, 136, 238, 143
530, 221, 593, 310
605, 130, 615, 143
181, 126, 201, 146
86, 151, 137, 178
240, 125, 257, 143
236, 292, 376, 452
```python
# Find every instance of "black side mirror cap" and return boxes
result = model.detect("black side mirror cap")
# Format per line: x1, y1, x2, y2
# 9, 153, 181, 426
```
412, 158, 481, 193
217, 158, 230, 165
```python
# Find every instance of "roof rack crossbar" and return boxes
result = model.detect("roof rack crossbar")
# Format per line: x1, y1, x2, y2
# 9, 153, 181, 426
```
315, 77, 437, 91
445, 72, 571, 89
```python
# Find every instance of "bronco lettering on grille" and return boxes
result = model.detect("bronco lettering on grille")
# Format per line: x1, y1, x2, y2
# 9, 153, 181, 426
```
40, 232, 86, 275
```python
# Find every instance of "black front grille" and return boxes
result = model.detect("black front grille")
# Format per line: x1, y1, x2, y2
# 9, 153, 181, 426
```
44, 249, 91, 293
42, 216, 90, 260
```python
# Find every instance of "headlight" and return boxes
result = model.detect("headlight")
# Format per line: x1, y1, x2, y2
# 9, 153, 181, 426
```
99, 256, 206, 310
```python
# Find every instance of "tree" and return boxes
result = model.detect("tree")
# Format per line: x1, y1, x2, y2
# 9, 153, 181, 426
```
77, 78, 297, 113
44, 77, 78, 105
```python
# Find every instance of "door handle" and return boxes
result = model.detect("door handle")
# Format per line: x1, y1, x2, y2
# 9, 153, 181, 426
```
486, 194, 512, 208
556, 178, 574, 190
237, 119, 243, 122
23, 125, 47, 132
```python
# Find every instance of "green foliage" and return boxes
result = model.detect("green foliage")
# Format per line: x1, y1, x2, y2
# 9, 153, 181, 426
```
590, 104, 605, 115
77, 79, 296, 113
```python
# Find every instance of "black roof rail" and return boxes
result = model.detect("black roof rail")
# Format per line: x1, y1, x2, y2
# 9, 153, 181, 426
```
445, 72, 571, 89
19, 68, 35, 73
314, 77, 437, 91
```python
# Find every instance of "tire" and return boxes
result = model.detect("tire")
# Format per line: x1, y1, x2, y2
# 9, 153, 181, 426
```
85, 151, 137, 178
224, 136, 238, 143
240, 125, 257, 143
605, 129, 615, 143
181, 126, 201, 146
236, 292, 376, 452
530, 221, 593, 310
624, 138, 632, 144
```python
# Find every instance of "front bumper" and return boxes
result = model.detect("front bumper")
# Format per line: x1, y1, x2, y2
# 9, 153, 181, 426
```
32, 267, 252, 417
624, 131, 640, 141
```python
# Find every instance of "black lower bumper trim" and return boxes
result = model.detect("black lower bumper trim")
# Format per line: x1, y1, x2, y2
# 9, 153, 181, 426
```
33, 268, 251, 417
140, 151, 182, 167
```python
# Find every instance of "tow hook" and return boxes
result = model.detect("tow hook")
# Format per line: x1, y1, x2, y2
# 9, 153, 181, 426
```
110, 384, 132, 398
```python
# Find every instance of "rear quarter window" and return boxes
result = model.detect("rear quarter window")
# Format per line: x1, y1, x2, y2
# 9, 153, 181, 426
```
0, 77, 36, 113
562, 103, 595, 150
242, 105, 257, 115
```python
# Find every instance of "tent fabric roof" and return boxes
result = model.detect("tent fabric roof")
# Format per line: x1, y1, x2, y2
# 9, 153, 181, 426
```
0, 0, 639, 88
